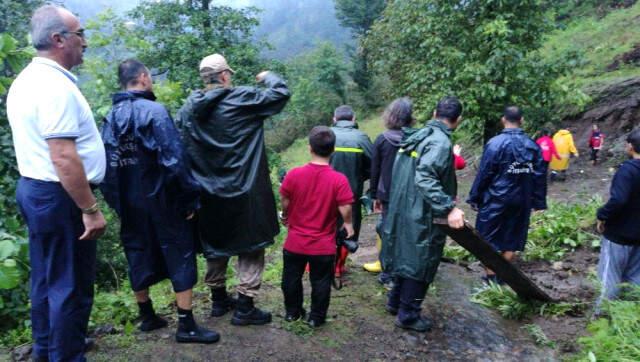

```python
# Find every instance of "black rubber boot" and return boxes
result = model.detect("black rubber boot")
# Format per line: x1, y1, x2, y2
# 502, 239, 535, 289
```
137, 299, 168, 332
395, 316, 433, 333
210, 287, 237, 317
175, 308, 220, 344
231, 294, 272, 326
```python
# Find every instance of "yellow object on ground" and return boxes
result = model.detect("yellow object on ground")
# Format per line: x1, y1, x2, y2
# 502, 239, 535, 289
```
550, 129, 579, 171
363, 235, 383, 273
363, 260, 382, 273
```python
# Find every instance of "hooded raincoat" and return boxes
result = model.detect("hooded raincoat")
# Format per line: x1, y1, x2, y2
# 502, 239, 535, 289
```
381, 120, 457, 283
330, 120, 374, 242
177, 73, 291, 258
100, 91, 200, 292
467, 128, 547, 252
550, 130, 578, 171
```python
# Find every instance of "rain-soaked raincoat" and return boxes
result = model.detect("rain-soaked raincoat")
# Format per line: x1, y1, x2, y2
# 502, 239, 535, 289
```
467, 128, 547, 252
549, 129, 579, 171
177, 73, 290, 258
100, 90, 200, 292
330, 120, 374, 242
381, 120, 457, 283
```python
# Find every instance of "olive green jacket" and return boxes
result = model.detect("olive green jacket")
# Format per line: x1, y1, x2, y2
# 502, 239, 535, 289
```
381, 120, 457, 283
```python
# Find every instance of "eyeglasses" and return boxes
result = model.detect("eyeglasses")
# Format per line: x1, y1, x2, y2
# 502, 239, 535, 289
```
61, 29, 85, 39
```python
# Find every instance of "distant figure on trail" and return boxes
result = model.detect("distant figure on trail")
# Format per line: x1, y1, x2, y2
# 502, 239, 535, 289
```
177, 54, 290, 326
467, 107, 547, 285
550, 128, 579, 181
366, 98, 414, 286
535, 128, 560, 174
453, 144, 467, 171
596, 129, 640, 304
7, 5, 107, 361
100, 60, 218, 344
589, 124, 605, 166
279, 126, 355, 327
381, 96, 466, 332
329, 105, 374, 283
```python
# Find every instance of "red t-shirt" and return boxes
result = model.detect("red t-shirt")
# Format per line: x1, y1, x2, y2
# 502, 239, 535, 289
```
280, 163, 354, 255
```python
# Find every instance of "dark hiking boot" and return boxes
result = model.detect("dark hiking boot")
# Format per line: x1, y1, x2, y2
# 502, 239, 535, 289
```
175, 324, 220, 344
231, 294, 272, 326
305, 315, 325, 328
210, 287, 237, 317
137, 299, 168, 332
139, 314, 168, 332
285, 308, 306, 322
395, 316, 432, 333
385, 304, 398, 316
176, 308, 220, 344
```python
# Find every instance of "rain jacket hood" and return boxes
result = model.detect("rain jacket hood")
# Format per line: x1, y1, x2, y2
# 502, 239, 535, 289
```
177, 73, 290, 257
381, 120, 456, 283
382, 129, 403, 147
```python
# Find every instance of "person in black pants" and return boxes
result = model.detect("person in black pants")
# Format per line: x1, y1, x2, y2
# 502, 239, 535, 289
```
279, 126, 355, 326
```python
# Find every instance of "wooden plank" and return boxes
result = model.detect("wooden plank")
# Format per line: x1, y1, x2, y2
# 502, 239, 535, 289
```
435, 219, 555, 302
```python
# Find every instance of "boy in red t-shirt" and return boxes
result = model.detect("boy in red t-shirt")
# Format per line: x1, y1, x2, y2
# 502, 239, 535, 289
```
280, 126, 355, 327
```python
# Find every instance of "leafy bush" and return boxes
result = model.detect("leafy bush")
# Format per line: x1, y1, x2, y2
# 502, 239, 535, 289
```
524, 198, 600, 261
578, 286, 640, 362
470, 283, 584, 320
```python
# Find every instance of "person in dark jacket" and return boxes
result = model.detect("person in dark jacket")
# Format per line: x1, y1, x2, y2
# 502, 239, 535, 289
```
177, 54, 290, 326
330, 105, 374, 280
467, 107, 547, 284
364, 98, 414, 285
382, 97, 466, 332
596, 129, 640, 303
101, 60, 218, 343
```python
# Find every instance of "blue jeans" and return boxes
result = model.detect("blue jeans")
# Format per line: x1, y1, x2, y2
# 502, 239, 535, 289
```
17, 177, 96, 362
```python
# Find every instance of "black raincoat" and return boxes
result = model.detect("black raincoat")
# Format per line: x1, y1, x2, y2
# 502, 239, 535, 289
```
330, 120, 373, 242
467, 128, 547, 252
381, 120, 457, 283
177, 73, 291, 258
100, 91, 200, 292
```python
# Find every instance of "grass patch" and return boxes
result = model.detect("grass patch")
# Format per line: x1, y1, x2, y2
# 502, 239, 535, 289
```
524, 198, 601, 261
543, 1, 640, 89
443, 243, 475, 263
470, 283, 586, 320
577, 286, 640, 362
522, 323, 555, 348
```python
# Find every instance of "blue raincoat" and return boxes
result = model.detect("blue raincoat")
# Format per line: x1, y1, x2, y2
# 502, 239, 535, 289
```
467, 128, 547, 252
100, 90, 200, 292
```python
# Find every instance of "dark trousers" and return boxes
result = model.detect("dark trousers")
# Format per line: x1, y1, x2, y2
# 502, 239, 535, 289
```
281, 250, 334, 322
387, 276, 429, 324
16, 177, 96, 362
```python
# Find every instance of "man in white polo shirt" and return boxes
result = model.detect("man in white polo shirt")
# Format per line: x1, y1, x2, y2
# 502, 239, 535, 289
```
7, 5, 106, 362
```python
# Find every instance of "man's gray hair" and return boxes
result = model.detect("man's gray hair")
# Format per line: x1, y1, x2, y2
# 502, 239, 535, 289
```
31, 5, 69, 50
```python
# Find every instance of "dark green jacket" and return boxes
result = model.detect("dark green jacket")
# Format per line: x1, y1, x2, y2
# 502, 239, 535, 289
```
381, 120, 457, 283
330, 121, 373, 241
177, 73, 290, 257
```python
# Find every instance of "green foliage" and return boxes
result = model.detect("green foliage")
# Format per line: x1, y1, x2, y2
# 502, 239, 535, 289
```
471, 283, 584, 320
265, 42, 348, 151
129, 1, 263, 89
577, 286, 640, 362
366, 0, 577, 142
542, 1, 640, 92
443, 243, 475, 263
522, 323, 556, 348
525, 198, 600, 261
0, 1, 43, 41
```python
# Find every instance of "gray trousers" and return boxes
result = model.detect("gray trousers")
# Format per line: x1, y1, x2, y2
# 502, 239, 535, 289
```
597, 237, 640, 303
204, 249, 265, 298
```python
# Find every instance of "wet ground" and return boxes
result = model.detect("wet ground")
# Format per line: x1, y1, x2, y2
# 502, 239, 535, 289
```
9, 147, 614, 361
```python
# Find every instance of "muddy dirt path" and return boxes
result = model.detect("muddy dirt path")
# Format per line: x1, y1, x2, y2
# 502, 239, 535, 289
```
80, 145, 615, 361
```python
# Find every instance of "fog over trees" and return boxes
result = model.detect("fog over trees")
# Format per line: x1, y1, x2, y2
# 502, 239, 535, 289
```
60, 0, 352, 59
